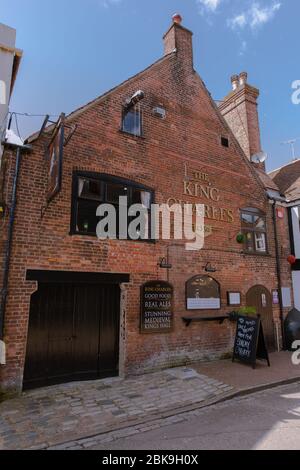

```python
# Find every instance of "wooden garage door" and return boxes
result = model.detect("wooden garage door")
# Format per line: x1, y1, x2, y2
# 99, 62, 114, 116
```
23, 282, 120, 390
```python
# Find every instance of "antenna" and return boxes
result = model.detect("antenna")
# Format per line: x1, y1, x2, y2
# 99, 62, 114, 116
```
250, 151, 268, 164
281, 139, 299, 160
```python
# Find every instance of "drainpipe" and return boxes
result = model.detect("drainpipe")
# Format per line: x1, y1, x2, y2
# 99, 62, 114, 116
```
0, 143, 31, 364
271, 200, 286, 350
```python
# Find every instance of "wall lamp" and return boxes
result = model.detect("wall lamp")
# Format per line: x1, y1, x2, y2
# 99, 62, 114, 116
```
124, 90, 145, 110
203, 262, 217, 273
158, 258, 172, 269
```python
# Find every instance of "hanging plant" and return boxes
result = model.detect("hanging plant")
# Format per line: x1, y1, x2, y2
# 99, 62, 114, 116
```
236, 233, 245, 244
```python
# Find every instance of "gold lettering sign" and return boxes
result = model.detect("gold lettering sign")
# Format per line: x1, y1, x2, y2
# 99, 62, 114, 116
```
166, 168, 235, 227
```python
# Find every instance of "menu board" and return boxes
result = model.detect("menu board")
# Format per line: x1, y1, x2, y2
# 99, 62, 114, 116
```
186, 275, 221, 310
140, 281, 173, 334
232, 315, 270, 369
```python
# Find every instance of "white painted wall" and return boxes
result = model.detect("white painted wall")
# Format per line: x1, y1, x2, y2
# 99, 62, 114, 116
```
291, 206, 300, 259
0, 23, 16, 159
292, 271, 300, 311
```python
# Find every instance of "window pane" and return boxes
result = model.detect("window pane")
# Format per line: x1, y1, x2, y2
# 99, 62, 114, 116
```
122, 109, 141, 136
78, 178, 101, 200
255, 232, 267, 252
132, 189, 151, 209
106, 182, 128, 204
76, 199, 100, 234
241, 212, 254, 227
244, 232, 254, 252
254, 216, 266, 230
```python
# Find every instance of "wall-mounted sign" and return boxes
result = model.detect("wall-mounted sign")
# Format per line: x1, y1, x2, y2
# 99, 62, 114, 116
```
186, 275, 221, 310
261, 293, 267, 308
227, 292, 241, 307
140, 281, 173, 334
272, 290, 279, 305
46, 113, 65, 203
276, 208, 284, 219
281, 287, 292, 308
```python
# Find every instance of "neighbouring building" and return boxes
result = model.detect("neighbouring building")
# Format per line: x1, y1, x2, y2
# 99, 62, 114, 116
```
270, 159, 300, 311
0, 23, 22, 161
0, 16, 293, 396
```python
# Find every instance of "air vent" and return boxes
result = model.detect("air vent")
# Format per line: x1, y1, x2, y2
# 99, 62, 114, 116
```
221, 136, 229, 148
153, 106, 166, 119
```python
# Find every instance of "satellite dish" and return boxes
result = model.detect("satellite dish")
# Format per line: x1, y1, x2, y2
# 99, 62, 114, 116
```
250, 151, 268, 164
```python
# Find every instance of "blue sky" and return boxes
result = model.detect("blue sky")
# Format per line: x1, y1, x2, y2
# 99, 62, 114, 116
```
1, 0, 299, 171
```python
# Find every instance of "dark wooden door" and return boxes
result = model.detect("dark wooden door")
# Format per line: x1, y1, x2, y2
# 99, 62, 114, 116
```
24, 282, 120, 389
246, 285, 275, 351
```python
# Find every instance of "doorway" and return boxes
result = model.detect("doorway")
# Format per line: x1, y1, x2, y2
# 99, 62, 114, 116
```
246, 285, 275, 351
24, 282, 121, 390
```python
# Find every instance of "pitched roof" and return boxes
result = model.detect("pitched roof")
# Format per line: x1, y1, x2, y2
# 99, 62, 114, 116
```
255, 167, 280, 191
269, 159, 300, 201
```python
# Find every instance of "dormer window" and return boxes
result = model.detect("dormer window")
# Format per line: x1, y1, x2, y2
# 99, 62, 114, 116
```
122, 106, 142, 136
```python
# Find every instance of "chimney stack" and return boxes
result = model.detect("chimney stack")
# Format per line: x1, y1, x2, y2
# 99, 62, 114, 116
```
231, 75, 239, 91
219, 72, 263, 168
163, 14, 193, 68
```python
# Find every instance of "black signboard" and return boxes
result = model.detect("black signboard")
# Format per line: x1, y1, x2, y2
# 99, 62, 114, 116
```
232, 315, 270, 369
140, 281, 173, 334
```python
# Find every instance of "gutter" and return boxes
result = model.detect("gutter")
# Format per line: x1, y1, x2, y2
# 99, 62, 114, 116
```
268, 195, 287, 350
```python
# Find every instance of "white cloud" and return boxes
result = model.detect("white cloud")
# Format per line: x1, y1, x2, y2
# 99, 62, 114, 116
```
228, 13, 247, 29
250, 2, 281, 29
228, 2, 282, 30
101, 0, 122, 8
239, 40, 248, 56
197, 0, 223, 13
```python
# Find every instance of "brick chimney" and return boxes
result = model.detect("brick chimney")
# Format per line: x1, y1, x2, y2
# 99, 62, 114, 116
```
163, 14, 193, 68
219, 72, 263, 168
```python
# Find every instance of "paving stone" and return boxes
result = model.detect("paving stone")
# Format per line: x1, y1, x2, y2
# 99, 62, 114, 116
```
0, 366, 235, 450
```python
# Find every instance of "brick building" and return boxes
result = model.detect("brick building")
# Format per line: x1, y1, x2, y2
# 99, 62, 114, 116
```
270, 159, 300, 310
0, 16, 293, 396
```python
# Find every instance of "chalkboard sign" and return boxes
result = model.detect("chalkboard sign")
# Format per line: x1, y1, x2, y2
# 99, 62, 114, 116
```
232, 315, 270, 369
140, 281, 173, 334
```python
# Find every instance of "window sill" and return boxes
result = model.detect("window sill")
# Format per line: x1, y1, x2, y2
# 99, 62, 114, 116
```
118, 129, 145, 140
69, 232, 156, 244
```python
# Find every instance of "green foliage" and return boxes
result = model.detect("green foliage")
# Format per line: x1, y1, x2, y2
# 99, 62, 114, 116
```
237, 306, 257, 316
236, 233, 245, 244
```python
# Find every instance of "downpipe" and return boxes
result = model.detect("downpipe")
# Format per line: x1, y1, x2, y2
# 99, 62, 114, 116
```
0, 146, 22, 364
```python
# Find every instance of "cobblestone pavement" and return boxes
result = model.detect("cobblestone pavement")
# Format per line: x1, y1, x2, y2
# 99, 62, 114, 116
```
0, 367, 234, 450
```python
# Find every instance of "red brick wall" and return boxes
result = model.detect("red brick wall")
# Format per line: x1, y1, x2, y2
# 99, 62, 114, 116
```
219, 84, 262, 161
0, 23, 293, 394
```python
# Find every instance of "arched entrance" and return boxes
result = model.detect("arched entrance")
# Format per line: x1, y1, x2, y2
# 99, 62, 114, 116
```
246, 285, 275, 351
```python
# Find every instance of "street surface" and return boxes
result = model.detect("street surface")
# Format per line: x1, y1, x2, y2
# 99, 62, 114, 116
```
91, 383, 300, 450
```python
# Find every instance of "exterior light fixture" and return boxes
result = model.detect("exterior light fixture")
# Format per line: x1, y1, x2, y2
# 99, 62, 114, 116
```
158, 258, 172, 269
124, 90, 145, 110
203, 262, 217, 273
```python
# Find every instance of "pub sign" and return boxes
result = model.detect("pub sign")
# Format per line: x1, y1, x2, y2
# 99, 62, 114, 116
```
140, 281, 173, 334
46, 113, 65, 203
